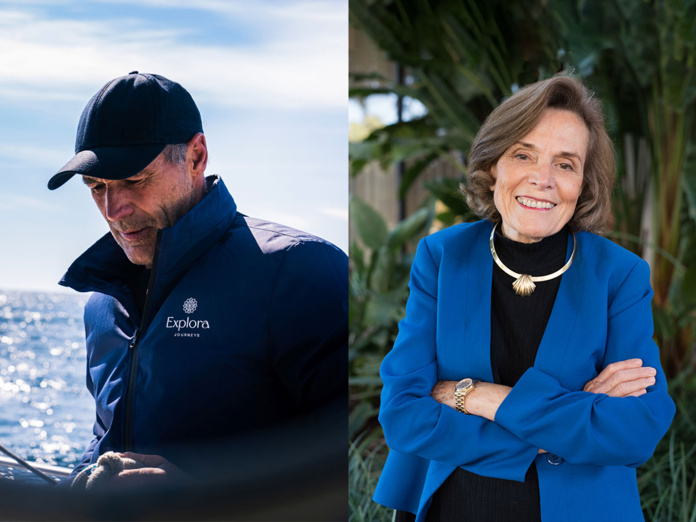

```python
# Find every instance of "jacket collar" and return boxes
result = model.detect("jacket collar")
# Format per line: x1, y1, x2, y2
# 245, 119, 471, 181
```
60, 175, 237, 316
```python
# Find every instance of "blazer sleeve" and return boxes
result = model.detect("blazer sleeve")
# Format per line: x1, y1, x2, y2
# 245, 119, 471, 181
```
379, 237, 539, 482
494, 259, 676, 467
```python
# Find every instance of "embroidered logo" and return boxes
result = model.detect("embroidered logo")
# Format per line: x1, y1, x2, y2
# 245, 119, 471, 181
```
183, 297, 198, 314
167, 297, 209, 337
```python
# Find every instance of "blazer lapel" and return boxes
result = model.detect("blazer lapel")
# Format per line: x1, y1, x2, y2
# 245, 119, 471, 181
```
533, 232, 585, 377
464, 223, 495, 382
436, 221, 494, 382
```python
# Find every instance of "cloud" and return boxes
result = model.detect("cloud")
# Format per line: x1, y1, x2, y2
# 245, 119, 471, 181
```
93, 0, 346, 23
0, 144, 70, 169
0, 193, 64, 212
320, 206, 348, 220
0, 1, 346, 109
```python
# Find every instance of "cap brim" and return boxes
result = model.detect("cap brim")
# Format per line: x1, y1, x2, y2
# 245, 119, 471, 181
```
48, 143, 167, 190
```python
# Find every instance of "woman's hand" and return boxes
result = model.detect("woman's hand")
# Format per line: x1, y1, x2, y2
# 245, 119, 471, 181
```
583, 358, 656, 397
432, 381, 545, 453
431, 380, 457, 409
431, 380, 510, 421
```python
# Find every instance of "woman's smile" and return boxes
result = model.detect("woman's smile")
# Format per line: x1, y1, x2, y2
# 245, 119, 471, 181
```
516, 196, 556, 210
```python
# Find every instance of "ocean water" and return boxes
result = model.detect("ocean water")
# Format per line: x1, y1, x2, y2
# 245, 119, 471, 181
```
0, 289, 93, 470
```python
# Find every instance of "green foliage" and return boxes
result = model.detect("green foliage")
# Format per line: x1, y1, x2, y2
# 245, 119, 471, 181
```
349, 431, 392, 522
350, 196, 389, 250
566, 0, 696, 374
638, 372, 696, 520
424, 177, 477, 227
349, 0, 569, 192
349, 195, 433, 438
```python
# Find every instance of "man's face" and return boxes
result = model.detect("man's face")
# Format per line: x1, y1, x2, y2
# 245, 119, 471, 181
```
82, 152, 198, 268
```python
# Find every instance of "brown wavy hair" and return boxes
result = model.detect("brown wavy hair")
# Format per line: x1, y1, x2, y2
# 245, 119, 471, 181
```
461, 75, 614, 233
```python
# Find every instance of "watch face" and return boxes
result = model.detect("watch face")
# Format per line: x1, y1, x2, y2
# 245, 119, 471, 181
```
455, 378, 473, 391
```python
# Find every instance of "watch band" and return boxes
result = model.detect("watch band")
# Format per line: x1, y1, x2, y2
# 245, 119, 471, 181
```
454, 378, 479, 414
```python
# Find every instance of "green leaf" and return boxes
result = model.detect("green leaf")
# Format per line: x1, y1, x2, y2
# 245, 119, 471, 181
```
351, 240, 366, 276
684, 161, 696, 223
349, 140, 381, 176
348, 401, 377, 441
349, 84, 424, 101
387, 206, 431, 250
398, 152, 441, 198
370, 246, 395, 293
389, 137, 442, 165
653, 304, 676, 342
365, 288, 406, 328
350, 195, 389, 250
424, 178, 474, 217
349, 375, 384, 386
670, 217, 696, 318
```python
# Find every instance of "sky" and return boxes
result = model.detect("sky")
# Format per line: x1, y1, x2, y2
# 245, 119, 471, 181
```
0, 0, 347, 291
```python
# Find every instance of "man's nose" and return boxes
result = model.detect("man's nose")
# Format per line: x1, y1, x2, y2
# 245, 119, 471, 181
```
104, 186, 133, 222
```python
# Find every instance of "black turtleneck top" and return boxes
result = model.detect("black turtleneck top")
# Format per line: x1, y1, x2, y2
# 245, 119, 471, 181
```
396, 226, 570, 522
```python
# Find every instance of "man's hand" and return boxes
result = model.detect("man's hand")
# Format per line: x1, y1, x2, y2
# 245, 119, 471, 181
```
583, 359, 656, 397
109, 453, 188, 488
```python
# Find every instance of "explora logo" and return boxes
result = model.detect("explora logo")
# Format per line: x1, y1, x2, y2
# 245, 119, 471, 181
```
166, 297, 210, 331
166, 317, 210, 331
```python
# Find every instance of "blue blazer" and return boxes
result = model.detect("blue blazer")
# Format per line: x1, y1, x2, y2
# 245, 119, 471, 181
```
374, 220, 675, 522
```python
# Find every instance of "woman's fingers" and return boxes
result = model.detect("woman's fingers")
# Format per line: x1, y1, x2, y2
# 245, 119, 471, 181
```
583, 359, 642, 392
583, 359, 657, 397
602, 367, 655, 391
605, 375, 656, 397
585, 359, 644, 387
584, 372, 654, 396
600, 359, 644, 378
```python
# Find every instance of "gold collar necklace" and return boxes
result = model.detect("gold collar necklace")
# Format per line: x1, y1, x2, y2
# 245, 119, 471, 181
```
489, 222, 577, 297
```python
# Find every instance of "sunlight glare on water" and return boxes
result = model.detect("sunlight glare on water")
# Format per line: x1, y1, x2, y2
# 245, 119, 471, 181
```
0, 289, 93, 469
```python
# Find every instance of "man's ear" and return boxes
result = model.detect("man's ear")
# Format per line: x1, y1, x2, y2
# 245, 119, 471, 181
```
187, 133, 208, 178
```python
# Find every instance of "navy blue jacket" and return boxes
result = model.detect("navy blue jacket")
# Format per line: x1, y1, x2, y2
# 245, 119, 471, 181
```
61, 176, 348, 473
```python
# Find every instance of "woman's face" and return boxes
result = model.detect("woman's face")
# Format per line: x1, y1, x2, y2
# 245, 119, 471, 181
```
490, 108, 588, 243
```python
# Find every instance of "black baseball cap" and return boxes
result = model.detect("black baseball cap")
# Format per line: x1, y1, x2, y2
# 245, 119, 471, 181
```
48, 71, 203, 190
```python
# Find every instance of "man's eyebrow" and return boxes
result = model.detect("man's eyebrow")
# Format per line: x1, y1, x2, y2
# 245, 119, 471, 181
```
515, 141, 584, 163
82, 172, 150, 185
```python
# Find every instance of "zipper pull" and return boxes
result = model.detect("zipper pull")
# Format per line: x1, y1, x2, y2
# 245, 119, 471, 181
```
129, 329, 140, 349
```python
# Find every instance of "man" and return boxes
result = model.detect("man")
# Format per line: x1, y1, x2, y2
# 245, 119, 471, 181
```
48, 72, 348, 488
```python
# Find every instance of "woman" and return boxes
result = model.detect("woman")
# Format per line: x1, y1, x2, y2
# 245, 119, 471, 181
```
373, 76, 675, 521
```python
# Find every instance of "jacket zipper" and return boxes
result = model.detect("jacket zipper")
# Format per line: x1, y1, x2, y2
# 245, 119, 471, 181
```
123, 229, 162, 451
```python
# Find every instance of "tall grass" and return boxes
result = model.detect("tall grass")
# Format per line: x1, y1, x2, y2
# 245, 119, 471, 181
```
349, 431, 392, 522
638, 372, 696, 521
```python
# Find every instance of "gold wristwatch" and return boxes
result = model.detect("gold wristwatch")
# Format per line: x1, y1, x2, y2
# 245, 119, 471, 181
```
454, 378, 479, 414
